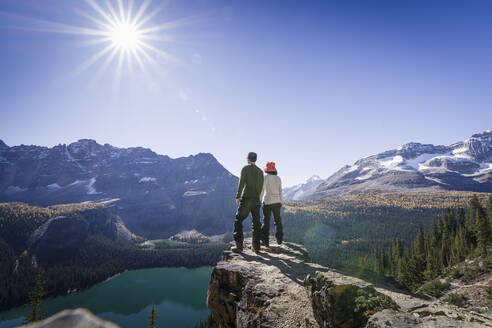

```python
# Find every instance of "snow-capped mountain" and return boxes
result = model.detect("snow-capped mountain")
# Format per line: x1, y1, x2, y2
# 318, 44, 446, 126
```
0, 139, 238, 238
313, 129, 492, 198
283, 175, 324, 200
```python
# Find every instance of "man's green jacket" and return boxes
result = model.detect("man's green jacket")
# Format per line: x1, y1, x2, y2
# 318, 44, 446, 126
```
236, 164, 264, 199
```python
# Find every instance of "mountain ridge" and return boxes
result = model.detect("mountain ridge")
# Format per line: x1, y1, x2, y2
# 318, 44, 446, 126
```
313, 129, 492, 198
0, 139, 238, 238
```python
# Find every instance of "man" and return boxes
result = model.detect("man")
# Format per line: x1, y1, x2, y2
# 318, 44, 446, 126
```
233, 152, 264, 253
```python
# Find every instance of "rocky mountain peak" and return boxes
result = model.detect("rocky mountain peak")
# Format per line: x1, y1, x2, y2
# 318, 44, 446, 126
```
395, 142, 448, 158
68, 139, 105, 156
182, 152, 223, 171
283, 175, 325, 200
193, 152, 218, 162
314, 129, 492, 198
452, 129, 492, 161
471, 128, 492, 138
75, 138, 99, 145
0, 140, 8, 150
307, 175, 322, 183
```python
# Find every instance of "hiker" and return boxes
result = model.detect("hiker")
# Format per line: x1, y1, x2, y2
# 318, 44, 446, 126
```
260, 162, 283, 247
233, 152, 264, 253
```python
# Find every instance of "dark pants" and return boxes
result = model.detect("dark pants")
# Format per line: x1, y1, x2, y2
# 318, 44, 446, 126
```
261, 203, 283, 246
234, 197, 261, 251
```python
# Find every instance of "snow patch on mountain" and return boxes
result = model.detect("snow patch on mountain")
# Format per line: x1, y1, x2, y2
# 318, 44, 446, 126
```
452, 147, 472, 159
86, 178, 100, 195
344, 165, 359, 173
183, 190, 207, 197
64, 146, 83, 170
425, 177, 449, 186
139, 177, 157, 183
355, 171, 374, 181
47, 183, 62, 190
480, 163, 492, 172
406, 153, 445, 170
379, 155, 405, 170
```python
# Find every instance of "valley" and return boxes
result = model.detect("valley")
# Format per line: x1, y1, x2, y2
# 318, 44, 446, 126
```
0, 202, 225, 311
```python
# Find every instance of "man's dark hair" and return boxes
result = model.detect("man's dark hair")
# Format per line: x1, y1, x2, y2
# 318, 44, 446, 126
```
247, 152, 257, 163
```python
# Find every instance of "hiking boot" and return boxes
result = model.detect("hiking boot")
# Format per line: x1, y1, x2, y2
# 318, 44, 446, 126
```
261, 238, 269, 247
251, 246, 261, 254
231, 246, 243, 253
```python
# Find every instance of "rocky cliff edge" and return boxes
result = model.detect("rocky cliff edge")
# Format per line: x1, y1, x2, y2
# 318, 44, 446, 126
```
206, 238, 492, 328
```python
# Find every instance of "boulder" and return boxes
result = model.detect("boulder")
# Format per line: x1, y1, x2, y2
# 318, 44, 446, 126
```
22, 308, 119, 328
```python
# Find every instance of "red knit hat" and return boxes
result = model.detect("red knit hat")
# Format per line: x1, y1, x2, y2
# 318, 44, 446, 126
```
264, 162, 277, 173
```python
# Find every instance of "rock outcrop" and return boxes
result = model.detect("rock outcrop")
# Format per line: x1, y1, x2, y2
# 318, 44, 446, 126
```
22, 308, 119, 328
169, 229, 211, 244
207, 238, 492, 327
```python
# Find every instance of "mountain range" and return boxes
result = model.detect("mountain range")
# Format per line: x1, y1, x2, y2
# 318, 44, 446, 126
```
283, 175, 324, 200
2, 129, 491, 238
0, 139, 238, 238
312, 129, 492, 198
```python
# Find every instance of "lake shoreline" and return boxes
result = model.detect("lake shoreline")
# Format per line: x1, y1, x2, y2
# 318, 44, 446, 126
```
0, 267, 213, 328
1, 261, 217, 313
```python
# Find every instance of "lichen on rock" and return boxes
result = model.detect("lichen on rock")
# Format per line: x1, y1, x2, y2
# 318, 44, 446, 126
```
305, 272, 398, 328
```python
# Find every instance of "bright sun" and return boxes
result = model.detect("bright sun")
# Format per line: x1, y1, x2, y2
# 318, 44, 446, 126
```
67, 0, 175, 78
110, 22, 140, 50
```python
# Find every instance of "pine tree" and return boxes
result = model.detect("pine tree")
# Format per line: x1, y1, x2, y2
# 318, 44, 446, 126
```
470, 194, 482, 212
25, 268, 47, 323
440, 226, 451, 268
443, 208, 456, 234
431, 218, 440, 242
414, 223, 425, 255
424, 248, 439, 280
477, 209, 490, 256
147, 301, 158, 328
391, 237, 402, 274
487, 195, 492, 240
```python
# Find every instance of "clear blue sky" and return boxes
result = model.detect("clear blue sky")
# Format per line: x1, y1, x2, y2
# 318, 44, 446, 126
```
1, 0, 491, 186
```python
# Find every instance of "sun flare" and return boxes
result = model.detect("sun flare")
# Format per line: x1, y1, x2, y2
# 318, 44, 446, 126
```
62, 0, 180, 81
110, 22, 140, 50
7, 0, 189, 85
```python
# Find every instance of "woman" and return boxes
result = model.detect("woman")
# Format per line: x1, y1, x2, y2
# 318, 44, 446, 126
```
260, 161, 283, 247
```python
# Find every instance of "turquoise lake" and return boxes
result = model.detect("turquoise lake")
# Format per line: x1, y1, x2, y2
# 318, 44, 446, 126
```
0, 267, 212, 328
